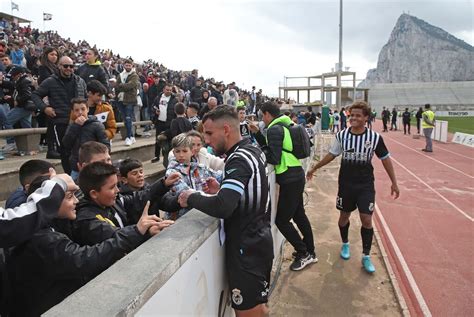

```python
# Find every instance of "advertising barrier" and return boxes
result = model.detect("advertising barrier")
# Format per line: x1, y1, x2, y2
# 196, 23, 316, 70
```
452, 132, 474, 147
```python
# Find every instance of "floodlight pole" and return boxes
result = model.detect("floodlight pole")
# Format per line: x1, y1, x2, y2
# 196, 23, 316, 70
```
339, 0, 343, 72
337, 0, 343, 108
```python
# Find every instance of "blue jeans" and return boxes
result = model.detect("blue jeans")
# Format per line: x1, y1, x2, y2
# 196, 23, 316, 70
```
0, 103, 14, 144
7, 107, 32, 143
118, 102, 134, 138
0, 103, 10, 129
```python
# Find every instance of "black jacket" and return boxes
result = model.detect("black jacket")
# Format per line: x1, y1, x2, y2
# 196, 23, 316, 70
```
13, 74, 35, 110
170, 117, 193, 139
190, 86, 203, 104
0, 178, 66, 248
77, 63, 108, 87
73, 178, 169, 246
7, 224, 146, 316
254, 116, 304, 185
152, 93, 177, 128
31, 74, 87, 124
62, 115, 110, 172
37, 65, 56, 85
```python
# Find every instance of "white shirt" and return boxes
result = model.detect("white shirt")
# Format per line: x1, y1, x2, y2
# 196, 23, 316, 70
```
158, 95, 171, 122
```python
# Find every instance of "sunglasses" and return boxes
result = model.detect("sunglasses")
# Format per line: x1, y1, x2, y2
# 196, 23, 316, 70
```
61, 64, 74, 69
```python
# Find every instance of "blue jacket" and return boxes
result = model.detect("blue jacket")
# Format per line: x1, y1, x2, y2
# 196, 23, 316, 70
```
5, 187, 27, 209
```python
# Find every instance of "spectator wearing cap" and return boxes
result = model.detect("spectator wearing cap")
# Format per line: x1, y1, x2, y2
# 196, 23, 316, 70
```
5, 66, 35, 132
32, 56, 87, 171
77, 48, 108, 87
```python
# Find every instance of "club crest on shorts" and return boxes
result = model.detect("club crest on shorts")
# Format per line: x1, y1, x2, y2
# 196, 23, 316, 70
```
369, 202, 374, 211
232, 288, 243, 305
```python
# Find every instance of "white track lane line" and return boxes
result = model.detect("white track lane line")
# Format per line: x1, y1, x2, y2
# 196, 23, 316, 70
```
386, 136, 474, 179
434, 145, 474, 161
375, 203, 432, 317
390, 156, 474, 222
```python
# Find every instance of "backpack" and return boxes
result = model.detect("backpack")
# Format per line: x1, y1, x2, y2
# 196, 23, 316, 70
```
275, 122, 311, 159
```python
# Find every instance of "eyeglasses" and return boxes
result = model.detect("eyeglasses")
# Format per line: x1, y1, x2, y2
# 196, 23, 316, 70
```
61, 64, 74, 69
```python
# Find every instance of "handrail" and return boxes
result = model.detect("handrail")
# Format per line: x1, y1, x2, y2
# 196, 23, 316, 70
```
0, 120, 153, 137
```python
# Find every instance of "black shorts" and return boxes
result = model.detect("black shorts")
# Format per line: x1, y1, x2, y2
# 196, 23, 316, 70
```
336, 183, 375, 214
228, 262, 271, 310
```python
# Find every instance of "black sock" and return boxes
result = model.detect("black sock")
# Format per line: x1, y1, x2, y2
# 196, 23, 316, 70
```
361, 227, 374, 255
339, 221, 350, 243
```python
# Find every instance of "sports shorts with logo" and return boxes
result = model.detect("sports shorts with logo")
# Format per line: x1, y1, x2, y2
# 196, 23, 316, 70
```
228, 260, 272, 310
336, 182, 375, 214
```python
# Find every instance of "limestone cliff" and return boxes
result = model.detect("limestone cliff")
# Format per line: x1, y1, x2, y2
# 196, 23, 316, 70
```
361, 14, 473, 86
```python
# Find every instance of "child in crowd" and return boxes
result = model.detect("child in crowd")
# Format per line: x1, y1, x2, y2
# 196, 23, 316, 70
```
170, 102, 192, 139
7, 173, 169, 316
237, 105, 257, 145
5, 159, 55, 209
72, 162, 180, 246
186, 102, 200, 130
164, 133, 223, 219
63, 98, 110, 180
119, 158, 146, 193
118, 158, 160, 215
70, 80, 117, 140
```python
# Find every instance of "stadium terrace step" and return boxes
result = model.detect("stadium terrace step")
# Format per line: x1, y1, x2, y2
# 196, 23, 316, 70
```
0, 130, 162, 202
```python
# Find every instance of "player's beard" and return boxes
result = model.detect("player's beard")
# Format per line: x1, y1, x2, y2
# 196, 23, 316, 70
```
212, 139, 227, 157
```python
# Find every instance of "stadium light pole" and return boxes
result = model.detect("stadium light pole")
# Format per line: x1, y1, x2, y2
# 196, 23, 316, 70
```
337, 0, 343, 108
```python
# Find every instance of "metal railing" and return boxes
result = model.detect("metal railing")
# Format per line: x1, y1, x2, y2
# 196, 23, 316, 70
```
0, 121, 153, 138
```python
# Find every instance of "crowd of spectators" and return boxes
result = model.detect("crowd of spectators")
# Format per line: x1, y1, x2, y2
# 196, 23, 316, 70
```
0, 19, 280, 160
0, 18, 322, 316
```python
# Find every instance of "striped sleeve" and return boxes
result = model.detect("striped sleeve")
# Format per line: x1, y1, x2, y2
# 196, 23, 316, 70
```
220, 155, 251, 196
329, 133, 342, 156
0, 178, 66, 247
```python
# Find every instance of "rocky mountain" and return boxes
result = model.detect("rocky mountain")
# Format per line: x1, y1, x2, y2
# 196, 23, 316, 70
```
360, 14, 474, 87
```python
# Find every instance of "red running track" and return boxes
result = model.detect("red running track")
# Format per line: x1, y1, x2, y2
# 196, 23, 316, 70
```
370, 121, 474, 316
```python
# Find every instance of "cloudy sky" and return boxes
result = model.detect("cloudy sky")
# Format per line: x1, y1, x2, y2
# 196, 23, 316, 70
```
2, 0, 472, 98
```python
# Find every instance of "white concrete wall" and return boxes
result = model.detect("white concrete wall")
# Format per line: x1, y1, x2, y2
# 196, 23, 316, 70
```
137, 168, 285, 316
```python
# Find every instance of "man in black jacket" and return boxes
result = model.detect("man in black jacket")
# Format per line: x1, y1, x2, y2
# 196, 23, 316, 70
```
252, 101, 317, 271
6, 173, 170, 316
4, 67, 35, 137
151, 83, 177, 166
32, 56, 87, 172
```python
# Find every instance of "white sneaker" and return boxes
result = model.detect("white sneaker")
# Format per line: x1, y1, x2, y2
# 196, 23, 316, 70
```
2, 143, 17, 152
125, 137, 132, 146
130, 137, 136, 144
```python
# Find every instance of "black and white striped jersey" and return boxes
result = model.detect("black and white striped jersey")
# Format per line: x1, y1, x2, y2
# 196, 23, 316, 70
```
222, 139, 273, 268
329, 127, 390, 184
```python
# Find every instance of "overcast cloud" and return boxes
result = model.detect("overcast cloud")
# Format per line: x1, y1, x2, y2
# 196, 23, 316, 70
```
2, 0, 472, 97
